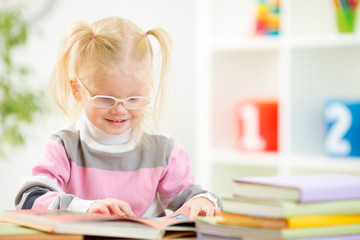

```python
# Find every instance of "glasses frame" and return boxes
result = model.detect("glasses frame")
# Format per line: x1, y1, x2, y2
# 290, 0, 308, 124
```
75, 77, 150, 110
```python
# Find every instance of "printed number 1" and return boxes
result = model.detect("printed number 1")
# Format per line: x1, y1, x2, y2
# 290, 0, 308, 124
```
237, 104, 266, 151
324, 103, 352, 155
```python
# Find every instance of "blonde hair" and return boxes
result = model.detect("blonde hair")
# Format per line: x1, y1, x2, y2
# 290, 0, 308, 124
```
50, 16, 172, 134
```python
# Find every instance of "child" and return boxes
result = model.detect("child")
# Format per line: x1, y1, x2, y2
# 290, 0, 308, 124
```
15, 16, 221, 220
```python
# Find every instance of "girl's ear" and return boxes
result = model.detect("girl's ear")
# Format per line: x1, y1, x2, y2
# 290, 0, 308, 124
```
69, 79, 82, 101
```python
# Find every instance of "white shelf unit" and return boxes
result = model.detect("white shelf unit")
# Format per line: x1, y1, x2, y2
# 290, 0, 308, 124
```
194, 0, 360, 197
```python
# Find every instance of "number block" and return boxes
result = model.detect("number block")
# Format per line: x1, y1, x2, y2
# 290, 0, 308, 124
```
234, 100, 278, 152
324, 99, 360, 157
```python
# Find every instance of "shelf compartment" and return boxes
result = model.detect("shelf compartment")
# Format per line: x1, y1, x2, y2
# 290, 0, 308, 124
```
210, 51, 279, 150
290, 47, 360, 156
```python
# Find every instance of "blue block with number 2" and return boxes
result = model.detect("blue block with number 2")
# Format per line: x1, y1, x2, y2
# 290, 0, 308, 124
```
324, 99, 360, 157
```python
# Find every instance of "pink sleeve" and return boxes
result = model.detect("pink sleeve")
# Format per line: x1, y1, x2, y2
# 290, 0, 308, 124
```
32, 192, 62, 210
157, 142, 195, 199
32, 139, 71, 189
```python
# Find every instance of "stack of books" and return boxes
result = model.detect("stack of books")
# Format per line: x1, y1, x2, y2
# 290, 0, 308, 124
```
196, 174, 360, 240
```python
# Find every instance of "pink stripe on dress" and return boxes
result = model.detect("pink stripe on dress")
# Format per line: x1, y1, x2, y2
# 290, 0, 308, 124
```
32, 140, 70, 187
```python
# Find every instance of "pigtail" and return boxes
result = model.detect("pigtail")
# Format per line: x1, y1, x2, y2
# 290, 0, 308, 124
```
49, 22, 95, 120
144, 28, 172, 127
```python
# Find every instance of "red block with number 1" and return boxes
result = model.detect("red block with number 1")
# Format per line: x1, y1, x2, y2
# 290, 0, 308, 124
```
235, 100, 278, 152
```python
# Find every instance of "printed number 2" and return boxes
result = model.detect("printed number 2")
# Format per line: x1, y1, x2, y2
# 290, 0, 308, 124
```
324, 103, 352, 155
237, 104, 266, 151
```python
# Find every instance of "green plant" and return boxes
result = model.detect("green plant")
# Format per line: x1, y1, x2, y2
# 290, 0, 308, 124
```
0, 6, 43, 158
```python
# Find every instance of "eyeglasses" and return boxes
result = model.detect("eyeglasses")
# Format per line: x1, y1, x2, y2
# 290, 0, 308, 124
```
75, 77, 150, 109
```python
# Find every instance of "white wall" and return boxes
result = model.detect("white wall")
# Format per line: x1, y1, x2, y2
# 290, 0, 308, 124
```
0, 0, 197, 210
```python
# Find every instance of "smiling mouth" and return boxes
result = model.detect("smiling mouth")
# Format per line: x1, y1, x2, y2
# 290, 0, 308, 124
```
107, 119, 127, 123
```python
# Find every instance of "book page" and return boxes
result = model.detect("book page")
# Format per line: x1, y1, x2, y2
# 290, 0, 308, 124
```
120, 205, 194, 229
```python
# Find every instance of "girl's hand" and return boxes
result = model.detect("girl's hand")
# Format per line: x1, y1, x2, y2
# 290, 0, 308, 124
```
184, 197, 220, 220
87, 198, 136, 217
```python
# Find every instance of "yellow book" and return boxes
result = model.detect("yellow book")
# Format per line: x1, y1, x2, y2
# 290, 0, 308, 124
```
219, 212, 287, 229
220, 212, 360, 229
288, 215, 360, 228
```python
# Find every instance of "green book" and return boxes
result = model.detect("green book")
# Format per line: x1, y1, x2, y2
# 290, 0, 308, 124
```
222, 197, 360, 218
0, 222, 83, 240
0, 222, 42, 235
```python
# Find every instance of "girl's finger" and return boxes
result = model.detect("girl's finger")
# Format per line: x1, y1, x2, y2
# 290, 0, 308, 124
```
93, 205, 111, 215
109, 202, 126, 217
203, 206, 215, 217
189, 205, 201, 220
119, 202, 136, 217
215, 207, 221, 215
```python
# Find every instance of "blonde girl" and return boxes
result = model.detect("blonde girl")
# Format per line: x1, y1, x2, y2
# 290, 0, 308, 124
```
15, 16, 221, 219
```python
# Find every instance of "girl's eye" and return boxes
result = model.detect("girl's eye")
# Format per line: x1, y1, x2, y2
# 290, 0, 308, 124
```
99, 97, 113, 102
128, 97, 139, 102
93, 96, 116, 107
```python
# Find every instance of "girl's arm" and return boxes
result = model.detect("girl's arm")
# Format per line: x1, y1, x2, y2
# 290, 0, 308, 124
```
157, 142, 222, 218
15, 138, 94, 211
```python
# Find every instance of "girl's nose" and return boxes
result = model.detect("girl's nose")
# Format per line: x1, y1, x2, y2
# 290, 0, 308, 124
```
112, 102, 128, 114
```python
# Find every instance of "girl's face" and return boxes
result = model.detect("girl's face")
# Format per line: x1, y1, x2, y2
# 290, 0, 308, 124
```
80, 72, 149, 135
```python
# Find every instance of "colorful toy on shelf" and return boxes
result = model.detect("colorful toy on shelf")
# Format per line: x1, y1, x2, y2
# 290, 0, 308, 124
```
333, 0, 359, 33
324, 99, 360, 157
234, 100, 278, 152
255, 0, 280, 36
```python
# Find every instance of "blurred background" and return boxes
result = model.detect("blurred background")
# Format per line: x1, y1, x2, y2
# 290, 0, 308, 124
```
1, 0, 360, 210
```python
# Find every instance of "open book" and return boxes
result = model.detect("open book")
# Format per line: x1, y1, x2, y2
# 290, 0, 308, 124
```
0, 206, 195, 240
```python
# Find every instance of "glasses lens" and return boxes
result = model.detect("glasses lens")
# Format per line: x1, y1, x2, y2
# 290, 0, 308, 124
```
93, 96, 116, 108
124, 97, 148, 109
